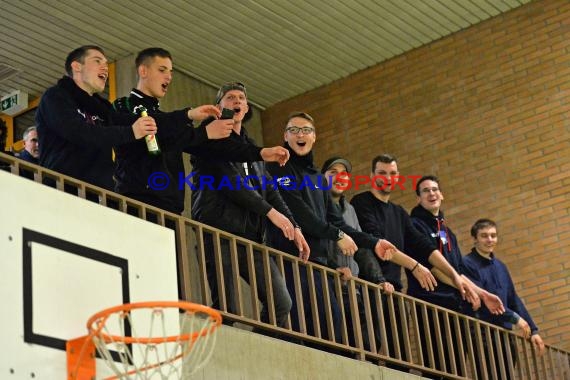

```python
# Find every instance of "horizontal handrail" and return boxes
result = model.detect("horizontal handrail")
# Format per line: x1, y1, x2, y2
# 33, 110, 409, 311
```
2, 152, 568, 380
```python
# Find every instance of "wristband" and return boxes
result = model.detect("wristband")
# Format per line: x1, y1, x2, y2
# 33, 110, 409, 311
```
411, 262, 420, 273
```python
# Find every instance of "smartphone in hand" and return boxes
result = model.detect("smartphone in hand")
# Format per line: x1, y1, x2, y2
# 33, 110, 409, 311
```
221, 108, 235, 120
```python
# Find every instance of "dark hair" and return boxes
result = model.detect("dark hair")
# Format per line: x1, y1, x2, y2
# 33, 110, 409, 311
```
470, 218, 497, 238
135, 47, 172, 68
415, 175, 441, 196
286, 111, 314, 125
65, 45, 105, 76
371, 154, 397, 173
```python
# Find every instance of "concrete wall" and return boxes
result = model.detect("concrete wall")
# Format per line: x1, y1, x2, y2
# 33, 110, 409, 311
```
189, 325, 427, 380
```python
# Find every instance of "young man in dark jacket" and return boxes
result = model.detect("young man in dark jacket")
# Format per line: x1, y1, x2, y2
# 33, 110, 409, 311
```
409, 175, 504, 377
36, 45, 226, 191
36, 46, 154, 190
266, 112, 432, 346
113, 48, 290, 214
191, 83, 310, 331
464, 218, 545, 379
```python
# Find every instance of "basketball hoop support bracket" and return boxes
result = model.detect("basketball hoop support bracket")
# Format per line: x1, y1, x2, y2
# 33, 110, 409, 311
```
66, 336, 95, 380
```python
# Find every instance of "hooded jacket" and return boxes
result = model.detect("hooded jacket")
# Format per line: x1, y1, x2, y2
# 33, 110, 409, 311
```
409, 205, 467, 310
36, 76, 137, 190
191, 127, 294, 242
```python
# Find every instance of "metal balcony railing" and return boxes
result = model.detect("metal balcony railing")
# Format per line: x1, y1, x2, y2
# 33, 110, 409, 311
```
2, 152, 568, 380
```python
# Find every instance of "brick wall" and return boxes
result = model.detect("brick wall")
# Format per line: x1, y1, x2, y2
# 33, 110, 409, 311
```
261, 0, 570, 350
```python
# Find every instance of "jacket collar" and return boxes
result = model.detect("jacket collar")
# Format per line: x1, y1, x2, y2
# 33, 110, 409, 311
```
284, 142, 316, 171
470, 247, 495, 262
58, 76, 111, 119
411, 204, 444, 226
130, 88, 160, 113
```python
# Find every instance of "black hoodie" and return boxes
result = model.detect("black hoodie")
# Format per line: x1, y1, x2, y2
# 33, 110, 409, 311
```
36, 76, 137, 190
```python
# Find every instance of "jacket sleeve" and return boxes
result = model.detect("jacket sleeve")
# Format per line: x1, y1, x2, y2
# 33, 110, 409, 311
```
152, 110, 209, 150
504, 265, 539, 333
38, 88, 136, 149
264, 171, 298, 225
354, 247, 386, 284
268, 163, 339, 240
461, 256, 481, 286
184, 117, 262, 161
404, 214, 436, 263
409, 218, 435, 266
326, 195, 378, 249
198, 159, 273, 216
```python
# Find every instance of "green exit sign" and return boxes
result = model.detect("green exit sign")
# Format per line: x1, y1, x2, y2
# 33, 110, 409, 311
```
0, 90, 28, 115
1, 95, 18, 111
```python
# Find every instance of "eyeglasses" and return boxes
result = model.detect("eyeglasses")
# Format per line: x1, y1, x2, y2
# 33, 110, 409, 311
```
421, 187, 440, 194
286, 126, 315, 135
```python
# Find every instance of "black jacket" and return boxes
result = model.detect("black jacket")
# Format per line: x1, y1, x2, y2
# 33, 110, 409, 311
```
18, 150, 38, 164
36, 76, 137, 190
267, 144, 377, 266
113, 90, 265, 213
409, 205, 467, 310
191, 127, 294, 242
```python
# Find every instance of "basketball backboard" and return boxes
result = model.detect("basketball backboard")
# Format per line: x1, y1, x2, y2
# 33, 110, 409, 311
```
0, 171, 179, 379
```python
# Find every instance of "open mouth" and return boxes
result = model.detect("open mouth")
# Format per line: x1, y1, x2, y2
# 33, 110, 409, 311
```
233, 107, 241, 113
297, 141, 307, 147
98, 73, 108, 81
162, 83, 169, 91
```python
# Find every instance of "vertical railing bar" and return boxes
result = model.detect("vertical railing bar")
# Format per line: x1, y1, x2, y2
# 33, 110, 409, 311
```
387, 294, 400, 360
194, 225, 210, 304
361, 284, 377, 355
261, 247, 276, 325
292, 261, 306, 334
212, 231, 227, 312
229, 237, 243, 317
306, 266, 321, 339
246, 243, 261, 322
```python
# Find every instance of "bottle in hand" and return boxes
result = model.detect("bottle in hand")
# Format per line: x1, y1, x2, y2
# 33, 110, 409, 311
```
139, 107, 160, 156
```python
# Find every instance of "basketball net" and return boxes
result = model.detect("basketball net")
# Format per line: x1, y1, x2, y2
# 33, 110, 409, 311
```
67, 301, 222, 380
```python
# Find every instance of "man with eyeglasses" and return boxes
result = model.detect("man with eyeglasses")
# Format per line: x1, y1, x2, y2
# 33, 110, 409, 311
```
19, 126, 39, 164
266, 112, 434, 348
113, 48, 290, 214
409, 175, 505, 378
191, 83, 310, 333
